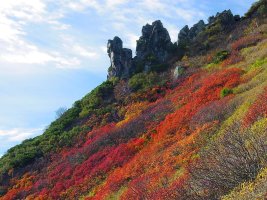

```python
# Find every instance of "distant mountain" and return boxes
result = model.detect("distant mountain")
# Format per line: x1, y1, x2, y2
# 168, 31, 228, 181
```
0, 0, 267, 199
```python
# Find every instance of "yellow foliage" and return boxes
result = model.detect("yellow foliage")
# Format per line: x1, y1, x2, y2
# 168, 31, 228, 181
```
222, 167, 267, 200
116, 101, 149, 127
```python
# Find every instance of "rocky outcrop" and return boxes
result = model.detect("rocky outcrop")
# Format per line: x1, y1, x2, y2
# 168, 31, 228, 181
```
188, 20, 206, 39
245, 0, 267, 18
136, 20, 173, 62
208, 10, 239, 27
107, 36, 133, 79
107, 20, 174, 79
178, 20, 205, 46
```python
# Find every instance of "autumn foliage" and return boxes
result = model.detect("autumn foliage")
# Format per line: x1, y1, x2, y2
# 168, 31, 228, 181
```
1, 8, 267, 200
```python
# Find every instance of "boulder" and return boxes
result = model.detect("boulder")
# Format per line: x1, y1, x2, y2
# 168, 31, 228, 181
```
173, 66, 185, 79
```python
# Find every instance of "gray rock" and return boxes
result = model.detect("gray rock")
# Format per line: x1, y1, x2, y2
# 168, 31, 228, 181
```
173, 66, 185, 79
136, 20, 172, 63
178, 20, 206, 47
188, 20, 205, 39
208, 10, 235, 26
107, 36, 133, 79
178, 25, 190, 42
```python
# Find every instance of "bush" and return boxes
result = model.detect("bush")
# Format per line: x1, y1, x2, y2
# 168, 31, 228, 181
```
221, 50, 243, 67
220, 87, 233, 97
245, 0, 267, 17
189, 119, 267, 199
114, 80, 131, 102
213, 50, 230, 64
128, 72, 159, 91
80, 80, 116, 117
222, 167, 267, 200
231, 34, 263, 51
206, 23, 222, 35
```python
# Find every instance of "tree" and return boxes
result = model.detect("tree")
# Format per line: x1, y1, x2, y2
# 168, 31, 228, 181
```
55, 107, 67, 119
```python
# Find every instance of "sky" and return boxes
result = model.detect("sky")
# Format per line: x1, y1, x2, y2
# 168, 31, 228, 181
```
0, 0, 256, 157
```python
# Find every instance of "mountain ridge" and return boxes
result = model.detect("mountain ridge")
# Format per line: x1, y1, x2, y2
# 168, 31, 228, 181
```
0, 0, 267, 199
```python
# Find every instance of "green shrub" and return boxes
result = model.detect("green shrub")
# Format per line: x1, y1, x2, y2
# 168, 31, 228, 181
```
246, 0, 267, 17
251, 58, 267, 69
80, 80, 116, 117
221, 88, 233, 97
128, 72, 159, 91
206, 23, 222, 35
213, 50, 230, 64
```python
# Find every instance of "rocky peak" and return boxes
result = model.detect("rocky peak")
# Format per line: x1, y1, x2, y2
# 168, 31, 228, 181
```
136, 20, 172, 62
178, 20, 206, 47
245, 0, 267, 18
208, 10, 237, 26
178, 25, 190, 41
188, 20, 205, 39
107, 36, 133, 79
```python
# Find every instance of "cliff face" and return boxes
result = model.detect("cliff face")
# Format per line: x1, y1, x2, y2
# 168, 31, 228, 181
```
107, 37, 133, 79
107, 10, 242, 80
107, 20, 173, 79
136, 20, 173, 62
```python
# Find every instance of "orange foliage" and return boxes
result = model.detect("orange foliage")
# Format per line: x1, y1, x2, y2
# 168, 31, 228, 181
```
2, 173, 35, 200
116, 102, 149, 127
0, 65, 245, 200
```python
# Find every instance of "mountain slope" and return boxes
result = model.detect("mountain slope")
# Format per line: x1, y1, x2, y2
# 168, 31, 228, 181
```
0, 1, 267, 199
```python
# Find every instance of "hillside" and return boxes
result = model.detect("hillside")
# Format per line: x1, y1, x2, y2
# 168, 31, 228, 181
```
0, 0, 267, 199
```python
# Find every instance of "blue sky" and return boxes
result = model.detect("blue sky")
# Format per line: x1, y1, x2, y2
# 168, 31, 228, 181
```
0, 0, 256, 157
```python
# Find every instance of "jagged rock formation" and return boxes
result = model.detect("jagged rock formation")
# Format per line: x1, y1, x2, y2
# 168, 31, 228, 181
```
107, 11, 242, 79
246, 0, 267, 18
208, 10, 239, 27
178, 20, 205, 42
107, 36, 133, 79
136, 20, 173, 62
178, 20, 205, 48
107, 20, 173, 79
177, 10, 241, 56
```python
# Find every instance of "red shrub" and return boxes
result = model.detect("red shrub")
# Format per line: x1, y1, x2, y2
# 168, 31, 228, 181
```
231, 34, 263, 51
243, 87, 267, 126
221, 50, 243, 67
156, 68, 242, 138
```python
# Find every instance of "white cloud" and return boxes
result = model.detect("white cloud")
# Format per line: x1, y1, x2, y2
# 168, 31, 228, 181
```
125, 33, 139, 50
66, 0, 102, 12
0, 127, 43, 142
0, 0, 85, 69
105, 0, 129, 9
0, 0, 46, 22
0, 0, 207, 71
64, 0, 206, 46
164, 23, 179, 42
73, 45, 99, 58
